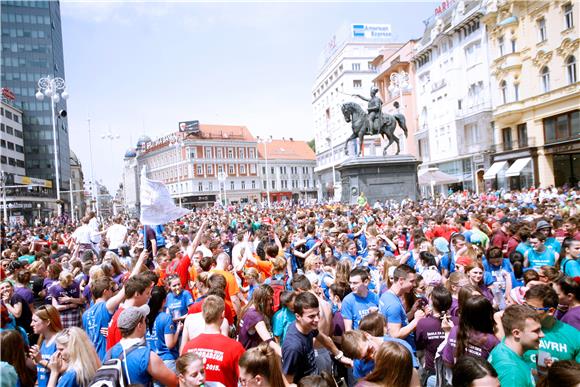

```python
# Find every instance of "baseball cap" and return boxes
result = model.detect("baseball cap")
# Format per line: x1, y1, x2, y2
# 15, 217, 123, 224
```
117, 305, 150, 331
455, 256, 473, 267
433, 237, 449, 253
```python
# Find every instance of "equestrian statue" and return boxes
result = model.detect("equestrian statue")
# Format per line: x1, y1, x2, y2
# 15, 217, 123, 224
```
341, 86, 408, 157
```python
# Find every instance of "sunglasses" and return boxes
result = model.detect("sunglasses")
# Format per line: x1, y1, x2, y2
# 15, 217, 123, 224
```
524, 303, 550, 312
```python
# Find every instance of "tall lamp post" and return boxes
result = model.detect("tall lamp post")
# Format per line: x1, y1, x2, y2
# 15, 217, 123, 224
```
217, 171, 227, 206
257, 136, 272, 207
170, 136, 184, 207
86, 117, 100, 219
388, 70, 411, 113
35, 76, 69, 217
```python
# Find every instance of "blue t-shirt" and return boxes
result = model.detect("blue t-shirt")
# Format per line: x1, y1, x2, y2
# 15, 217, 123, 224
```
379, 290, 415, 350
37, 340, 57, 387
56, 369, 79, 387
439, 252, 455, 274
108, 343, 151, 385
341, 291, 379, 330
545, 238, 561, 255
148, 312, 178, 360
272, 307, 296, 345
353, 336, 419, 379
516, 242, 532, 256
165, 290, 193, 318
82, 301, 113, 361
561, 257, 580, 277
527, 246, 557, 269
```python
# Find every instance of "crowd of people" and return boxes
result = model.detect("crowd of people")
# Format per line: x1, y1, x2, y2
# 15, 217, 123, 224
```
1, 185, 580, 387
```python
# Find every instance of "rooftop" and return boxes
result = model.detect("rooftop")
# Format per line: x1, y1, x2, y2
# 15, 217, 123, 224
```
257, 138, 315, 161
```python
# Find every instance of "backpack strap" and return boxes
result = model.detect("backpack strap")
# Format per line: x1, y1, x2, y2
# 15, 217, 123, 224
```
562, 258, 571, 274
103, 342, 144, 362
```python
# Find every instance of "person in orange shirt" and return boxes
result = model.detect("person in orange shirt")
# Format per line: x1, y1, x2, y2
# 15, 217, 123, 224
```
208, 252, 244, 317
155, 247, 171, 286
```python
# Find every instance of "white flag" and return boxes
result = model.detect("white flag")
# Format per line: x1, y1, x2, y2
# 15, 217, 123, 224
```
140, 167, 189, 225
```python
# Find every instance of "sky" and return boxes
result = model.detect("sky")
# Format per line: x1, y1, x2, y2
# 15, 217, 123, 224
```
61, 0, 438, 193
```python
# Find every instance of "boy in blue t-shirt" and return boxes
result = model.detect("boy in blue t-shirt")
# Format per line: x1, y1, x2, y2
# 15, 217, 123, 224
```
342, 267, 379, 331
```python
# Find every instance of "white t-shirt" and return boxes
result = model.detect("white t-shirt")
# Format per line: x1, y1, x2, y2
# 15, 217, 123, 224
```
72, 225, 92, 244
106, 224, 128, 249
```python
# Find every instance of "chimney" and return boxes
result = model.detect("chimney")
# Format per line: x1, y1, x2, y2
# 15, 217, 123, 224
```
290, 137, 294, 141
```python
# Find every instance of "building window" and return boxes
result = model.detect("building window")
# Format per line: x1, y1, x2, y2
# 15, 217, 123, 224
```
352, 63, 360, 71
227, 148, 234, 158
250, 164, 256, 174
239, 148, 245, 158
189, 148, 196, 159
207, 164, 213, 174
196, 165, 203, 175
564, 3, 574, 29
249, 149, 255, 158
517, 123, 528, 148
208, 182, 213, 190
566, 56, 577, 84
216, 148, 223, 158
204, 146, 212, 158
544, 110, 579, 143
252, 180, 256, 189
540, 66, 550, 93
271, 167, 274, 175
262, 166, 266, 175
502, 127, 512, 150
353, 80, 362, 88
240, 164, 246, 174
500, 80, 507, 104
272, 180, 276, 190
228, 164, 235, 174
230, 181, 235, 190
241, 181, 245, 189
218, 165, 224, 173
498, 36, 505, 56
510, 39, 516, 53
263, 180, 267, 189
198, 182, 203, 192
537, 17, 547, 42
514, 83, 520, 101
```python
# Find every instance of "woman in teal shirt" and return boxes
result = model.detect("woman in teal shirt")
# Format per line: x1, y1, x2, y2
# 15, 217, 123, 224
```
557, 238, 580, 277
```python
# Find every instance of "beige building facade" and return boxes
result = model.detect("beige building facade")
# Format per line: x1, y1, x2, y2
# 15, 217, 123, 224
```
483, 0, 579, 189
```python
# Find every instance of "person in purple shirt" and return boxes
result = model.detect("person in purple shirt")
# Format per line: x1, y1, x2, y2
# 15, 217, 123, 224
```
49, 271, 83, 328
465, 262, 494, 304
441, 295, 499, 366
238, 284, 282, 356
416, 285, 458, 383
554, 276, 580, 330
43, 263, 63, 305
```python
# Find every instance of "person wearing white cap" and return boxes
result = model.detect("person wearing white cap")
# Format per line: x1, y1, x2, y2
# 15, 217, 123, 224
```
107, 305, 178, 387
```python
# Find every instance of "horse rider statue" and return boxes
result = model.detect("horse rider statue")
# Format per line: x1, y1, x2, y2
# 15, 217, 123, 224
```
355, 86, 383, 134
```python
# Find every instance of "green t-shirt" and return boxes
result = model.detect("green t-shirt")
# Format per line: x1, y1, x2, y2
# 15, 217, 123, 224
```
489, 341, 535, 387
18, 255, 35, 264
523, 319, 580, 368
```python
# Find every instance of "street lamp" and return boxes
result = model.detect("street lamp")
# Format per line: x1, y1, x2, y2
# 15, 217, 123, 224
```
170, 136, 184, 207
217, 170, 227, 205
387, 70, 411, 113
257, 136, 272, 207
35, 76, 69, 217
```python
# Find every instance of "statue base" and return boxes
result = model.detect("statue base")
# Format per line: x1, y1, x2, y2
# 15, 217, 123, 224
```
337, 155, 420, 204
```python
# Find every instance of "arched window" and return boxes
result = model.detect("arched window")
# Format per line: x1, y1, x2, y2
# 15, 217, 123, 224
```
500, 80, 507, 104
566, 56, 577, 84
540, 66, 550, 93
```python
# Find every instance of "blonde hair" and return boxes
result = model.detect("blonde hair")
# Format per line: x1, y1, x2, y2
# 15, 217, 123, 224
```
244, 267, 259, 280
29, 260, 46, 274
304, 255, 321, 272
59, 270, 74, 288
35, 305, 63, 346
55, 327, 101, 385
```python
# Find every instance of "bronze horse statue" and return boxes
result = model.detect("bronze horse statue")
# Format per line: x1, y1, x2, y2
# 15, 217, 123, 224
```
341, 102, 408, 157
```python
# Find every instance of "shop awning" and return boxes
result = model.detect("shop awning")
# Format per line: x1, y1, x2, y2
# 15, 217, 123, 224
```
483, 161, 507, 180
418, 168, 460, 185
505, 157, 531, 177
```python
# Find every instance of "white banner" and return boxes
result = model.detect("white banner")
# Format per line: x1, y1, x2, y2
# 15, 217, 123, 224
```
139, 168, 190, 225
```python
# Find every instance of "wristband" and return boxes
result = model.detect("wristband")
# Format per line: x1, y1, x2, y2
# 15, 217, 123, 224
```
334, 351, 344, 360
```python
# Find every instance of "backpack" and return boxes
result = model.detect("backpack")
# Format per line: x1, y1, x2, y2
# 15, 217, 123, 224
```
88, 343, 143, 387
270, 277, 287, 313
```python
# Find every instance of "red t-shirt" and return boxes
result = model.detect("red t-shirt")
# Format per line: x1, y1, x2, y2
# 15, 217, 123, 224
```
188, 297, 235, 326
182, 333, 245, 386
106, 306, 124, 350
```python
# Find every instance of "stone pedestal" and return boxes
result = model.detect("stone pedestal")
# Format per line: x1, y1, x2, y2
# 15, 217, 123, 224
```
337, 155, 420, 204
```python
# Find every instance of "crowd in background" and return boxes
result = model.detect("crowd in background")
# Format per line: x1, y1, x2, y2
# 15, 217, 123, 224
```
1, 185, 580, 387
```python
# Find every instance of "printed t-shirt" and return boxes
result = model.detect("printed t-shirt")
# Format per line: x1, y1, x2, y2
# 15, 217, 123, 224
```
560, 305, 580, 330
488, 341, 535, 387
106, 306, 125, 350
109, 342, 151, 386
238, 308, 265, 350
379, 290, 415, 350
82, 301, 113, 360
166, 290, 194, 318
281, 322, 318, 383
182, 333, 245, 387
37, 339, 57, 387
527, 247, 556, 269
523, 319, 580, 368
416, 315, 458, 371
341, 291, 379, 330
441, 326, 499, 365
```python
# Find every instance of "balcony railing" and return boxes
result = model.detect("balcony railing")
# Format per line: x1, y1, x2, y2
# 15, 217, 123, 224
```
491, 137, 536, 153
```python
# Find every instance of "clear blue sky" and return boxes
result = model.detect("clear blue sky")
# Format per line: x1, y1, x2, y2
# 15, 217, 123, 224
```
61, 0, 437, 192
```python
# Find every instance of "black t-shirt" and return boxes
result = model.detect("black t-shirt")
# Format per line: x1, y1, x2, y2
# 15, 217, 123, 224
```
282, 322, 319, 382
10, 293, 33, 333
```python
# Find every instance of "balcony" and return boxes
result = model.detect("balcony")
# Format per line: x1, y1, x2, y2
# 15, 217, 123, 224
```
491, 137, 536, 153
455, 102, 492, 119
